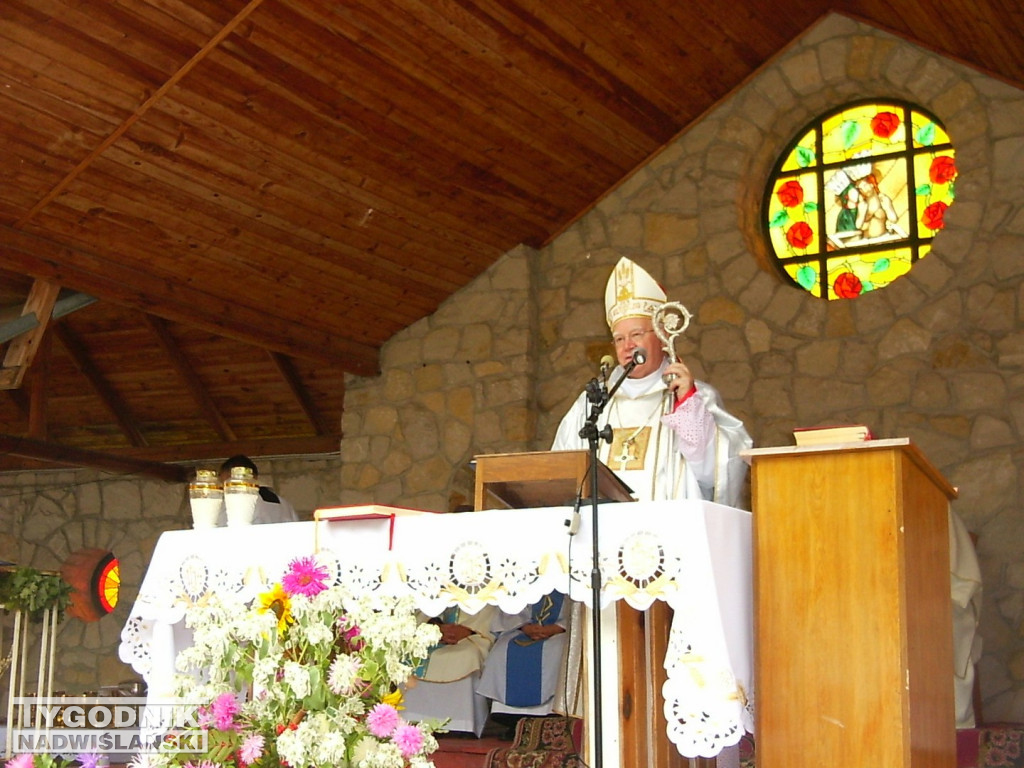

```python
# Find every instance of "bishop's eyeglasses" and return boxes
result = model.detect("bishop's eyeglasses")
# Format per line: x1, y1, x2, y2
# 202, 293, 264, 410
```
611, 328, 655, 348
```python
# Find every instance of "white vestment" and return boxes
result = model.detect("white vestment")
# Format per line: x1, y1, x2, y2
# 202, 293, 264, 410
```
552, 362, 752, 506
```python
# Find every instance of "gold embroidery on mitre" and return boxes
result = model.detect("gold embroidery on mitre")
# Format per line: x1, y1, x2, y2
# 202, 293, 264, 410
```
607, 426, 652, 470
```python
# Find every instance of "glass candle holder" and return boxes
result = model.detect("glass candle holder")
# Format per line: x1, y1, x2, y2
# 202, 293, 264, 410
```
188, 469, 223, 529
224, 466, 259, 526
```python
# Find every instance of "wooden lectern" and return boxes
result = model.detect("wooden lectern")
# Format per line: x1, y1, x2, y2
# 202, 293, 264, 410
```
472, 450, 634, 511
745, 438, 957, 768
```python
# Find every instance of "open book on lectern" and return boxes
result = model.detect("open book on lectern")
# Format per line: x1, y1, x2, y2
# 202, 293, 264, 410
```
471, 450, 634, 510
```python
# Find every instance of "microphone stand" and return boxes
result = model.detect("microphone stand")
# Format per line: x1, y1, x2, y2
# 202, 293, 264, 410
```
577, 351, 642, 768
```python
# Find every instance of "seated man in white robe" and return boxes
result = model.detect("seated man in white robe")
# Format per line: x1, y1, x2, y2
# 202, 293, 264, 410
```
402, 604, 497, 736
477, 592, 570, 734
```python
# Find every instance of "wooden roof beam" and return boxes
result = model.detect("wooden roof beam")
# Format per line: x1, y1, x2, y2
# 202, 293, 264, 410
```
0, 225, 381, 373
144, 314, 237, 443
0, 278, 60, 390
0, 433, 187, 482
267, 351, 335, 437
53, 322, 148, 447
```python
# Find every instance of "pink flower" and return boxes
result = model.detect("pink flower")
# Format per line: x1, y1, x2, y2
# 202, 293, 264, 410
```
393, 723, 425, 757
239, 733, 265, 765
211, 692, 240, 730
7, 754, 35, 768
281, 556, 330, 597
366, 703, 401, 738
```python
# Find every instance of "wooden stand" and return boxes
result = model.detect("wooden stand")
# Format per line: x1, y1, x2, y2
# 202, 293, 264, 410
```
472, 450, 633, 510
745, 439, 957, 768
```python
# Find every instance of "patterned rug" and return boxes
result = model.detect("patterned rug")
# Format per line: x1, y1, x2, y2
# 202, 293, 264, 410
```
977, 727, 1024, 768
484, 716, 584, 768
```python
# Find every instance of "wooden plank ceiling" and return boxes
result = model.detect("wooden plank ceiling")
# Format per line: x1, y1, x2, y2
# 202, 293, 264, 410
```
0, 0, 1022, 479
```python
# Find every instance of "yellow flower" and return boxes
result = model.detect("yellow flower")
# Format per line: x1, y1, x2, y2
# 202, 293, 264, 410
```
381, 688, 404, 710
257, 583, 293, 633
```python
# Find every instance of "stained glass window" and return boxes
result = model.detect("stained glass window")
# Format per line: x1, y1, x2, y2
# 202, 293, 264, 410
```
763, 101, 956, 299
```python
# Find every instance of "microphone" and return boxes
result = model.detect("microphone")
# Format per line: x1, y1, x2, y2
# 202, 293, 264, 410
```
632, 348, 647, 365
599, 354, 614, 381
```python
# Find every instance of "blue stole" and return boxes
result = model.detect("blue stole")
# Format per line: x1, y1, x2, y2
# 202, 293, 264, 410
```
505, 592, 564, 706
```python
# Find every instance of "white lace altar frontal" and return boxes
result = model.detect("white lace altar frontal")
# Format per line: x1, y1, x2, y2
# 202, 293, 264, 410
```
118, 500, 753, 758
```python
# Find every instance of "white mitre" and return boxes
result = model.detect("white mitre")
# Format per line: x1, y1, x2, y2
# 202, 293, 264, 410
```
604, 257, 666, 328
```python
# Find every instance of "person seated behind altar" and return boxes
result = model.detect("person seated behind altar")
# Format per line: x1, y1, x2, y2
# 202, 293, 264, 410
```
401, 604, 498, 737
476, 592, 577, 736
219, 454, 299, 524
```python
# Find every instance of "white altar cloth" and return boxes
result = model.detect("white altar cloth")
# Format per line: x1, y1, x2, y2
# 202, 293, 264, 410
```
118, 500, 753, 758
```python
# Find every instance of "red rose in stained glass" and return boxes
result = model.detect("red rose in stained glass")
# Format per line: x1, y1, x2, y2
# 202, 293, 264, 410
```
777, 180, 804, 208
833, 271, 863, 299
785, 221, 813, 249
922, 201, 949, 231
870, 111, 900, 139
929, 156, 957, 184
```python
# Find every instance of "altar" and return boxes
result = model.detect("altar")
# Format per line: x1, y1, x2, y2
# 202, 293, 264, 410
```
118, 500, 753, 764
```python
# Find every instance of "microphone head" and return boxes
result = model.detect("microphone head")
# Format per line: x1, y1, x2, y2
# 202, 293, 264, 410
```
632, 348, 647, 365
600, 355, 615, 370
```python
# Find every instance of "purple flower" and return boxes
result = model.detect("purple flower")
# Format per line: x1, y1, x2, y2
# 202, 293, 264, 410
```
366, 703, 400, 738
239, 733, 265, 765
281, 556, 330, 597
211, 692, 240, 730
75, 754, 108, 768
393, 723, 425, 757
6, 755, 34, 768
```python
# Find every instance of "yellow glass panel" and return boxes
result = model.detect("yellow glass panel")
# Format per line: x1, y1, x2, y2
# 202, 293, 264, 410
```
780, 128, 817, 171
782, 261, 823, 298
766, 173, 819, 255
821, 104, 907, 165
825, 248, 915, 299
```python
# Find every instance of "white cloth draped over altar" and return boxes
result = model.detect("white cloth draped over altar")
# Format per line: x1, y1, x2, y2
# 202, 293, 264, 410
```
118, 500, 753, 759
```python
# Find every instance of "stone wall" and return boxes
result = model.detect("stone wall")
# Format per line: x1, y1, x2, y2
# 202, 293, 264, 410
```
338, 248, 539, 512
339, 13, 1024, 722
0, 456, 340, 695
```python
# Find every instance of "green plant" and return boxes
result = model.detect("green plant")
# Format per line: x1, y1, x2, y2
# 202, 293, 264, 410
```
0, 566, 73, 622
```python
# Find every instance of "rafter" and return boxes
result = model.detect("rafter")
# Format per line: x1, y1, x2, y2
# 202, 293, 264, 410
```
0, 226, 380, 373
0, 433, 187, 482
53, 322, 148, 447
144, 314, 237, 443
267, 351, 335, 437
0, 278, 60, 390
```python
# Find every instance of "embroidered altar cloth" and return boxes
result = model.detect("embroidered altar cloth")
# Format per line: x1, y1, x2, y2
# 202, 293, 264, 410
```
118, 500, 753, 758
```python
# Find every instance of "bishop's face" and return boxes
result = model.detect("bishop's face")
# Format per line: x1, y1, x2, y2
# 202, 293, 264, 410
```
611, 317, 665, 378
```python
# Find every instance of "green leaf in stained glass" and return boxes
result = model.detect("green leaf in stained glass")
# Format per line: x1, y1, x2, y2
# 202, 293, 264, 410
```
803, 202, 818, 213
872, 258, 890, 273
915, 122, 937, 146
796, 265, 817, 290
841, 120, 860, 149
796, 146, 814, 167
915, 184, 932, 196
863, 281, 876, 292
949, 180, 956, 200
769, 210, 790, 228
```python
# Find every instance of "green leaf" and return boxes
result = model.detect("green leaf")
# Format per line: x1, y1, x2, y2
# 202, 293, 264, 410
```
915, 184, 932, 196
803, 201, 818, 213
915, 122, 937, 146
796, 265, 817, 290
872, 258, 890, 273
796, 146, 814, 167
769, 210, 790, 228
841, 120, 860, 150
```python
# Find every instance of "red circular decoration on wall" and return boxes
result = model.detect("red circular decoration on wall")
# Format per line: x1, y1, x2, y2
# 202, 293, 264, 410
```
61, 548, 119, 622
